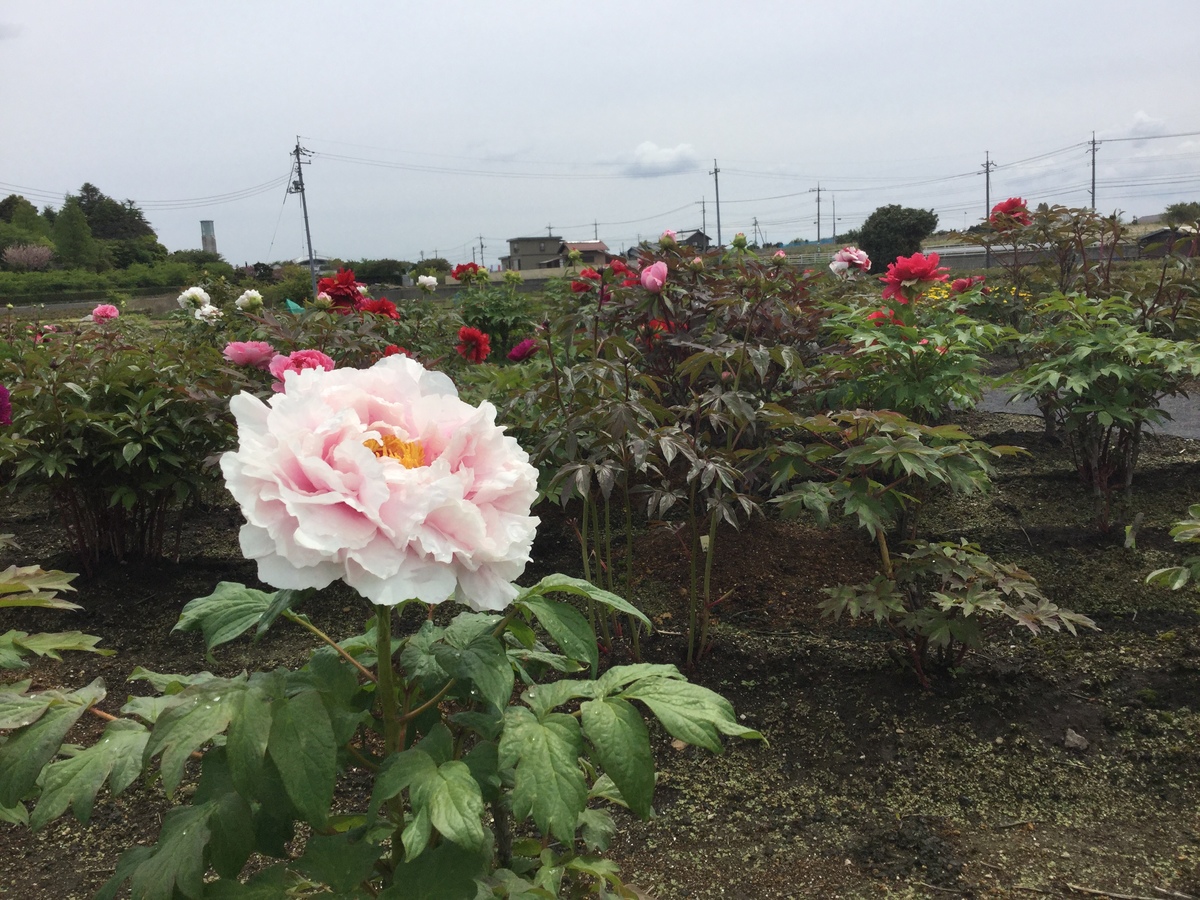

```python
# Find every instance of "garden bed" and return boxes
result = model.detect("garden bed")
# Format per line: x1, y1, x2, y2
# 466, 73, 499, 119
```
3, 409, 1200, 898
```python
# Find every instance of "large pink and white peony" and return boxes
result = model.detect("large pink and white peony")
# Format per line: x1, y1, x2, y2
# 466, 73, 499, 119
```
220, 355, 540, 611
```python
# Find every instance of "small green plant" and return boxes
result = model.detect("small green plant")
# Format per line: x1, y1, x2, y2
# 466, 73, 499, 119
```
1146, 503, 1200, 590
0, 560, 111, 671
823, 539, 1096, 688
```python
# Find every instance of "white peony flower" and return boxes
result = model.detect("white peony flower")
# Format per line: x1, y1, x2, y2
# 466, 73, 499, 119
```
220, 355, 540, 611
177, 286, 211, 310
194, 303, 223, 323
417, 275, 438, 291
235, 289, 264, 311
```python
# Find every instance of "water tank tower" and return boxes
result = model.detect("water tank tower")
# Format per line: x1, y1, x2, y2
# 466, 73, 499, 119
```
200, 220, 217, 255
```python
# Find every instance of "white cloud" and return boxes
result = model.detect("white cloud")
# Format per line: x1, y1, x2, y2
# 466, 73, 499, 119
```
624, 142, 700, 178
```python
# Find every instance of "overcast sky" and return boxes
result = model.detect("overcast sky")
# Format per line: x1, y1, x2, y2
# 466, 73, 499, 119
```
3, 1, 1199, 268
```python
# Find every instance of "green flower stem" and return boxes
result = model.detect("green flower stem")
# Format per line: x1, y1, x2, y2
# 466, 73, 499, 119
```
375, 606, 401, 753
283, 610, 377, 683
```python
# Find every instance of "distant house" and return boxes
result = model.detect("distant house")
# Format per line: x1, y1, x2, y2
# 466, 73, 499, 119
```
1138, 226, 1198, 258
500, 236, 562, 271
555, 240, 610, 268
679, 230, 712, 252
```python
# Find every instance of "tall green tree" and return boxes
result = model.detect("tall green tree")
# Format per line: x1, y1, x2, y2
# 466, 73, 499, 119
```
1164, 201, 1200, 227
74, 182, 155, 240
857, 205, 939, 273
52, 198, 99, 270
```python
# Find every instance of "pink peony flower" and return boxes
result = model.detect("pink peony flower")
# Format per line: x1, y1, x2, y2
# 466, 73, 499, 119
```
219, 355, 540, 610
507, 337, 539, 362
91, 304, 119, 323
773, 249, 788, 260
269, 349, 336, 392
829, 246, 871, 277
880, 252, 948, 303
641, 261, 669, 293
224, 340, 277, 370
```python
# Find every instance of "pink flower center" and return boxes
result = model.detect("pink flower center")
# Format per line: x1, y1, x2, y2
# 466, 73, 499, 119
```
364, 435, 426, 469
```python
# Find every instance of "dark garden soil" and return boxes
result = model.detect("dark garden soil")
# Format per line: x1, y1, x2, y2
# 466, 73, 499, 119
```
5, 410, 1200, 899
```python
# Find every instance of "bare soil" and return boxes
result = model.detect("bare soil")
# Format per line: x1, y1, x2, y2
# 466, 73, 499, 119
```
4, 410, 1200, 899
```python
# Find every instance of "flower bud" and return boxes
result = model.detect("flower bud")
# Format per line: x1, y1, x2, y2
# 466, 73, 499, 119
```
732, 233, 748, 250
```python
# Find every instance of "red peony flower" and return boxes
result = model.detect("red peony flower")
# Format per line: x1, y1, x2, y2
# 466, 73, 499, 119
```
507, 337, 540, 362
609, 259, 631, 276
383, 344, 411, 357
866, 308, 900, 327
0, 383, 10, 427
880, 252, 949, 303
570, 280, 593, 293
579, 268, 602, 280
456, 326, 491, 363
452, 262, 482, 281
357, 297, 400, 319
317, 268, 365, 310
621, 277, 638, 288
989, 197, 1032, 228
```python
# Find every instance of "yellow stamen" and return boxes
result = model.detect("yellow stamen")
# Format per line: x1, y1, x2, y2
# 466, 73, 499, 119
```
364, 435, 426, 469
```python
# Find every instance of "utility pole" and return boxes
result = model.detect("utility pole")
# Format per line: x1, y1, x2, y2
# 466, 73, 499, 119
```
982, 151, 996, 268
701, 198, 707, 239
1089, 131, 1100, 210
815, 184, 823, 243
547, 224, 553, 237
831, 195, 837, 243
289, 138, 318, 302
479, 235, 485, 269
710, 159, 722, 247
593, 221, 598, 241
752, 216, 760, 246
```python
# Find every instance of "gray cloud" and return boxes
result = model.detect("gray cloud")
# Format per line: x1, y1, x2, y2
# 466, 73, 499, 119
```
624, 142, 700, 178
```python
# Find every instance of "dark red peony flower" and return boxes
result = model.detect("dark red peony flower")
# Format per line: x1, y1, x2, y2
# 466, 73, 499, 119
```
507, 337, 539, 362
383, 344, 411, 357
0, 383, 10, 427
317, 268, 365, 310
989, 197, 1032, 228
452, 262, 482, 280
456, 326, 491, 363
357, 297, 400, 319
950, 275, 986, 295
570, 280, 593, 293
880, 252, 949, 303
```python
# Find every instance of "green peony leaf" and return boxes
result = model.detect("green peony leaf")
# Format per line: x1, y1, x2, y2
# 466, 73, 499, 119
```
267, 690, 336, 827
0, 678, 106, 808
516, 594, 598, 674
580, 697, 655, 819
621, 676, 763, 754
293, 831, 384, 893
144, 675, 246, 795
432, 630, 514, 712
31, 717, 149, 828
499, 707, 587, 844
519, 574, 650, 629
173, 582, 277, 652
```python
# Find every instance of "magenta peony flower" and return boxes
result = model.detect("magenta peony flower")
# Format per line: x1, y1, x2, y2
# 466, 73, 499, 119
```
91, 304, 119, 323
641, 261, 668, 293
220, 355, 540, 610
507, 337, 539, 362
0, 383, 10, 426
880, 252, 948, 303
269, 349, 336, 392
224, 340, 277, 370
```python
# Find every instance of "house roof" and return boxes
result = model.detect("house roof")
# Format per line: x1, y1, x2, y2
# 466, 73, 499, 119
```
509, 236, 562, 242
561, 240, 609, 252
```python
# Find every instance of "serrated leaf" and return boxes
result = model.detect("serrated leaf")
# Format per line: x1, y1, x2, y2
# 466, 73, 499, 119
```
173, 582, 277, 652
267, 690, 335, 827
621, 676, 763, 753
126, 802, 215, 900
0, 679, 106, 808
499, 707, 586, 844
32, 718, 149, 828
381, 840, 489, 900
413, 759, 487, 852
580, 697, 654, 818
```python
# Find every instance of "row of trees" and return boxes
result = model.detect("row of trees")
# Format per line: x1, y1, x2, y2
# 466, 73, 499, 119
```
0, 183, 166, 271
